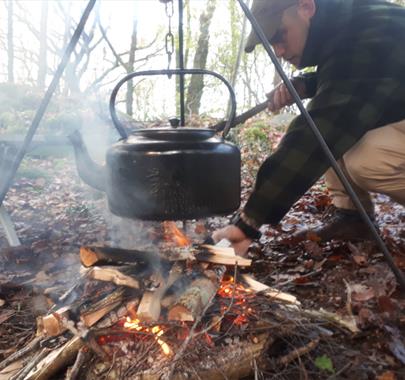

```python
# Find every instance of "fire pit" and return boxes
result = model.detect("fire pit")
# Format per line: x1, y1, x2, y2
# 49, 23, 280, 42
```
0, 223, 305, 380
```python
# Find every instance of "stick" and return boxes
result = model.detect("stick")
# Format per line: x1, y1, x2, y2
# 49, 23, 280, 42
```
211, 100, 268, 132
11, 348, 49, 380
25, 337, 84, 380
0, 336, 41, 371
241, 274, 300, 305
65, 347, 91, 380
276, 338, 320, 366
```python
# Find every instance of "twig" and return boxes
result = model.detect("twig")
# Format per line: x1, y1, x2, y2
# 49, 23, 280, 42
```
276, 338, 320, 366
11, 347, 50, 380
0, 336, 41, 371
65, 346, 91, 380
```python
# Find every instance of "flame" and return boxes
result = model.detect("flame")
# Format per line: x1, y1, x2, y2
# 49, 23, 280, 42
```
124, 317, 172, 356
218, 276, 254, 299
163, 221, 191, 247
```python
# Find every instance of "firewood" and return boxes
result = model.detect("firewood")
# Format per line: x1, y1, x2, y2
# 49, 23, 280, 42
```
194, 244, 251, 266
137, 264, 182, 321
241, 274, 300, 305
195, 252, 251, 266
86, 266, 140, 289
79, 246, 161, 268
80, 301, 121, 327
24, 337, 83, 380
96, 298, 139, 328
168, 267, 226, 322
37, 306, 70, 337
79, 288, 125, 327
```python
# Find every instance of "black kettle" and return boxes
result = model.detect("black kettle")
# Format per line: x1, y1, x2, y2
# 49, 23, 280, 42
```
70, 69, 241, 220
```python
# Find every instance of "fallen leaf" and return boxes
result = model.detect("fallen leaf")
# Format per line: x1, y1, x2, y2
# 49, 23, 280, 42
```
303, 240, 323, 258
377, 296, 398, 315
351, 284, 375, 302
348, 242, 368, 266
377, 371, 396, 380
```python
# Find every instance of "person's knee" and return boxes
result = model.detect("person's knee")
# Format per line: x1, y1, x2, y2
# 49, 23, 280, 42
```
344, 143, 382, 191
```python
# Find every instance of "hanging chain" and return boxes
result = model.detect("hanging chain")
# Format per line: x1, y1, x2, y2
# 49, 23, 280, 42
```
165, 0, 175, 75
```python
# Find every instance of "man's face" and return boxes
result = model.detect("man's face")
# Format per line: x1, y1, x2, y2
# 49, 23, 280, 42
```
270, 5, 312, 67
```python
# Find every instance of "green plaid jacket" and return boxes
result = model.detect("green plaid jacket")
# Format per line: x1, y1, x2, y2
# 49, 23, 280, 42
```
244, 0, 405, 227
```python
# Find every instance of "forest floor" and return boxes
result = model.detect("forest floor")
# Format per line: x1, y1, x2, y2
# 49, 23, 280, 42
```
0, 116, 404, 379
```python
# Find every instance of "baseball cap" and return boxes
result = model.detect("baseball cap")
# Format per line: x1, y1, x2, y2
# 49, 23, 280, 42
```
245, 0, 297, 53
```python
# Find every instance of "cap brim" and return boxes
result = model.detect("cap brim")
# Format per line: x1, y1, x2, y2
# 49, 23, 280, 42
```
244, 17, 281, 53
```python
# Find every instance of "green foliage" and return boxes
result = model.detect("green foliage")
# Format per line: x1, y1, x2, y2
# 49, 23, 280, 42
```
238, 121, 272, 151
0, 83, 83, 136
314, 355, 335, 374
16, 160, 50, 182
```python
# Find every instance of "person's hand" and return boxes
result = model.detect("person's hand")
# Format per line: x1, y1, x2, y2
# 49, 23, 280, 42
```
266, 79, 307, 112
212, 225, 253, 257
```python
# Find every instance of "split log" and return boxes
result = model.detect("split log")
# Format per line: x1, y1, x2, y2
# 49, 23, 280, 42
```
96, 298, 139, 328
86, 266, 140, 289
168, 267, 226, 321
79, 246, 161, 268
37, 306, 70, 337
241, 274, 300, 305
194, 244, 251, 266
137, 264, 182, 321
79, 288, 125, 327
25, 337, 83, 380
80, 301, 121, 328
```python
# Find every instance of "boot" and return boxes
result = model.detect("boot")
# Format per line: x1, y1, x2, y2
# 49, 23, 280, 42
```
294, 206, 377, 242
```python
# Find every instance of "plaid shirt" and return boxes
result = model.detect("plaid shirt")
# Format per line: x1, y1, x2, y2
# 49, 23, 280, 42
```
244, 0, 405, 227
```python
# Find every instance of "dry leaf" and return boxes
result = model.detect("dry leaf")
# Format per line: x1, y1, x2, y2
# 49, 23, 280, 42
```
351, 284, 375, 302
377, 371, 396, 380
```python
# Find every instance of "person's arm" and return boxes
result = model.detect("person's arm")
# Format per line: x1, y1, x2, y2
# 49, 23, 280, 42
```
244, 76, 399, 228
267, 72, 318, 112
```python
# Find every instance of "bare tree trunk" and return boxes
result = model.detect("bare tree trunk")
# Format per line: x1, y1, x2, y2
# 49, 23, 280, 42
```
185, 0, 217, 116
7, 0, 14, 84
226, 0, 250, 116
126, 19, 138, 116
37, 0, 49, 89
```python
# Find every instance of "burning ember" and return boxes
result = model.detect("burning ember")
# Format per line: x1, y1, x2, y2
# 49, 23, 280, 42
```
124, 317, 172, 356
218, 275, 256, 325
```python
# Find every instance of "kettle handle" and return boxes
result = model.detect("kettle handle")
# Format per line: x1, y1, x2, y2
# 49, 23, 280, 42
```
109, 69, 237, 139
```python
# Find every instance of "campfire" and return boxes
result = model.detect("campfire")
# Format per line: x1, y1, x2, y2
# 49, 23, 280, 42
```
0, 222, 308, 380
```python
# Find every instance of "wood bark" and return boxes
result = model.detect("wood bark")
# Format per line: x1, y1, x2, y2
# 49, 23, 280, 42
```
37, 0, 48, 89
168, 267, 224, 321
7, 0, 14, 83
79, 246, 160, 269
185, 0, 217, 116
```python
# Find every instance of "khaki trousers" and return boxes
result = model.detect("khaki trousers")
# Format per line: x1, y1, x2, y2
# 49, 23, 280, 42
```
325, 119, 405, 213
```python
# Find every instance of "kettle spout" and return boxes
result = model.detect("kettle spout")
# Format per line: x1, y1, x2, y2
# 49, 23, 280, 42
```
68, 130, 106, 192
